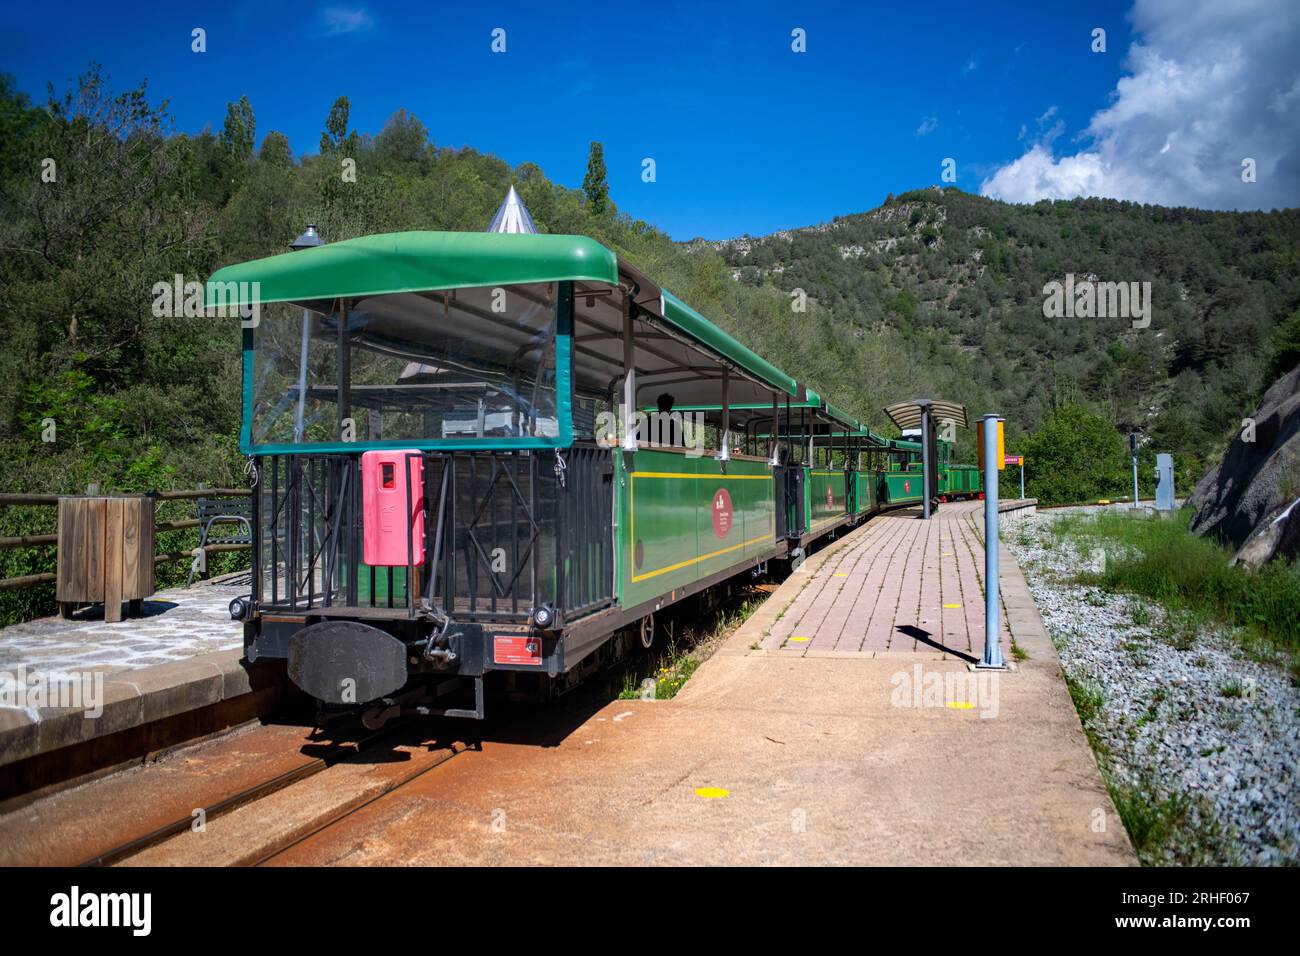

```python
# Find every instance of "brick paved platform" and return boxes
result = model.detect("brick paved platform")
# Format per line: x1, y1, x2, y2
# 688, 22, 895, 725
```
759, 500, 1024, 660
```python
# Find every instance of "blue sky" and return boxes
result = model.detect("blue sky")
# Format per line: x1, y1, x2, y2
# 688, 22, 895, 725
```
2, 1, 1296, 239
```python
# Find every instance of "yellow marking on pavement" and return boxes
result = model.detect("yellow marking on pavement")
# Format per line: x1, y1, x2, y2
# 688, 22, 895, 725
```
946, 701, 975, 710
943, 603, 962, 608
695, 787, 730, 799
789, 636, 810, 642
833, 572, 847, 577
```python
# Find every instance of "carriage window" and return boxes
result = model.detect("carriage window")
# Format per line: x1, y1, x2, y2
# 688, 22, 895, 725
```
250, 284, 560, 446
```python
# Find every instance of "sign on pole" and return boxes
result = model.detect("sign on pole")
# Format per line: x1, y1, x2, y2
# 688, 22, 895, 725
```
977, 418, 1005, 471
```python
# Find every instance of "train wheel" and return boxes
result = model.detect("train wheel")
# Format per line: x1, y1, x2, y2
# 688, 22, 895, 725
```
639, 613, 655, 649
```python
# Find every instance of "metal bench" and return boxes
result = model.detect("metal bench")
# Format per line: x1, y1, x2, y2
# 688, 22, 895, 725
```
188, 496, 253, 586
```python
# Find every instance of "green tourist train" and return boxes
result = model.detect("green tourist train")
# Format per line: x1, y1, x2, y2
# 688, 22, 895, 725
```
207, 222, 983, 722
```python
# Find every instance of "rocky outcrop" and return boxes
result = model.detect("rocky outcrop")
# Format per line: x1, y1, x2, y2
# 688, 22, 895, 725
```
1188, 364, 1300, 568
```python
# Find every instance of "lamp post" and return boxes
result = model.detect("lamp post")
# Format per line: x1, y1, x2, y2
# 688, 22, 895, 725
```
290, 225, 325, 443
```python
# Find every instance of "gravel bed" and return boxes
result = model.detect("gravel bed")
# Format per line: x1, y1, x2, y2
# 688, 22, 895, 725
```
1006, 512, 1299, 865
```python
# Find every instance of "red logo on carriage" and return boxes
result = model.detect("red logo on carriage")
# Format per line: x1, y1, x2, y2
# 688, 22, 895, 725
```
904, 479, 911, 493
711, 488, 733, 538
827, 486, 835, 508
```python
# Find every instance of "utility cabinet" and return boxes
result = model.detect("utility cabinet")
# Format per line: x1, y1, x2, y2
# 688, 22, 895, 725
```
1155, 454, 1176, 512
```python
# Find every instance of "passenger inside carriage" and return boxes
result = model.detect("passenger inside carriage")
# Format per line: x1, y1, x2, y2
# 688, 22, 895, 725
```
653, 392, 681, 448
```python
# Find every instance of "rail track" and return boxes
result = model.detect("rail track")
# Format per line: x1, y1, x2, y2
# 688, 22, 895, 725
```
61, 576, 775, 867
78, 717, 425, 867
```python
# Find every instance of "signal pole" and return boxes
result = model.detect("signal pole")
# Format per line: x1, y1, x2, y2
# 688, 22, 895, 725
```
1130, 432, 1139, 507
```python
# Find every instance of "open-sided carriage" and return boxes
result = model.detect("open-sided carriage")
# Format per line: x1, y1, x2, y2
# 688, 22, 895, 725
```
207, 229, 976, 721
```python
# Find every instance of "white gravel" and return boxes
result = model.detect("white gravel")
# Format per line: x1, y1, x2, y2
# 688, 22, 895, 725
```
1006, 511, 1299, 865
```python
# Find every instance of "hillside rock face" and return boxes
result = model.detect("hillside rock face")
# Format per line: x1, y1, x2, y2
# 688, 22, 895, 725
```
1189, 364, 1300, 568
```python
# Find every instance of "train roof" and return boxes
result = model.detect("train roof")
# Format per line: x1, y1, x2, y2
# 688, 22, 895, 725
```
655, 395, 869, 434
206, 230, 801, 403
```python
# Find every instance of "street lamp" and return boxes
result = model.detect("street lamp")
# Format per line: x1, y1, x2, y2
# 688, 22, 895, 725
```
290, 225, 325, 442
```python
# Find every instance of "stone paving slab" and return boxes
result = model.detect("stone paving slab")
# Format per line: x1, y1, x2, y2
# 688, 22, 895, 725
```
0, 578, 256, 771
0, 582, 244, 678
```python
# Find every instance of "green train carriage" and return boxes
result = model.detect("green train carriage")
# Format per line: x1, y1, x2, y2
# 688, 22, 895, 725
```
208, 230, 980, 721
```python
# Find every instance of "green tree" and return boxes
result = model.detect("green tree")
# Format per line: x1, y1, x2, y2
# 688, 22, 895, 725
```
220, 94, 255, 162
320, 95, 351, 153
1020, 404, 1129, 505
1265, 309, 1300, 382
582, 141, 608, 215
375, 108, 430, 168
257, 130, 292, 168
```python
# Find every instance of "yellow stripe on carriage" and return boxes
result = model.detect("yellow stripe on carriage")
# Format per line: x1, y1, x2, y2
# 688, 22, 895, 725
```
628, 471, 774, 584
630, 534, 774, 583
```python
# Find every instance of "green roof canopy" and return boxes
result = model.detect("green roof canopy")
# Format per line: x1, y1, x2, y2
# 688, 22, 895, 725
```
207, 230, 804, 401
205, 231, 619, 309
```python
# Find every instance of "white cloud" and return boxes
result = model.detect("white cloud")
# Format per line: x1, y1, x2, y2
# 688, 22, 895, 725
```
916, 116, 939, 136
322, 5, 374, 36
982, 0, 1300, 210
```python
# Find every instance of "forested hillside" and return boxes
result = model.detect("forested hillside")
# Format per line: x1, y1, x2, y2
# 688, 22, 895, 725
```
701, 189, 1300, 474
2, 66, 1298, 504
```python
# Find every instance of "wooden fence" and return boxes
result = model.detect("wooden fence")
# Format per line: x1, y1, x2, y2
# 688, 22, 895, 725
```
0, 487, 249, 592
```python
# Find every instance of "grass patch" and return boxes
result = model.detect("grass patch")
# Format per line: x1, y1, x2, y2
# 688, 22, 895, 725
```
618, 593, 763, 701
1066, 675, 1105, 728
1056, 509, 1300, 671
1103, 771, 1235, 865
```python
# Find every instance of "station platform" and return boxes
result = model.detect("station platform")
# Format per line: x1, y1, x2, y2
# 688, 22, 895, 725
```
368, 498, 1130, 866
11, 497, 1133, 867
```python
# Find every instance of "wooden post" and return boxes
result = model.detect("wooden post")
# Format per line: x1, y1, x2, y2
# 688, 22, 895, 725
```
104, 498, 124, 622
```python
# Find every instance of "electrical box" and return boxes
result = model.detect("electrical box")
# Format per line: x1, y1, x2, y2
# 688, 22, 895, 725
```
1155, 453, 1175, 511
977, 419, 1006, 471
362, 450, 425, 567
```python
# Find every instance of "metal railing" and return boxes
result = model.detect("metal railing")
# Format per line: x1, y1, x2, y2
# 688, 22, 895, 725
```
253, 447, 615, 625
